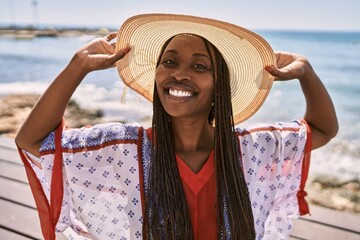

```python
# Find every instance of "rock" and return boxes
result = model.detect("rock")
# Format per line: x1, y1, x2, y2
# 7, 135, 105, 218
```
0, 94, 105, 137
306, 175, 360, 214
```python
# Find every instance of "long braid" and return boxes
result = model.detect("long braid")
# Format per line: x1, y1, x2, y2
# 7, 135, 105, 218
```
144, 37, 193, 239
204, 40, 255, 239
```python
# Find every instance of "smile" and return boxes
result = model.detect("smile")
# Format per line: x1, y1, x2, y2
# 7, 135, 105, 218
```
168, 88, 194, 98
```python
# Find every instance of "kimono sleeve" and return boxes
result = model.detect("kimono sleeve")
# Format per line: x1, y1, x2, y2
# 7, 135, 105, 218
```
238, 120, 311, 240
18, 121, 145, 240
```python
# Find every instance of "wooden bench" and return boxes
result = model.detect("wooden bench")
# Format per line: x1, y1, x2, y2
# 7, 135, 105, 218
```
0, 135, 359, 240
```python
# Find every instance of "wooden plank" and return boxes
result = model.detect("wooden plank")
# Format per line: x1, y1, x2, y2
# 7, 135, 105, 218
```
0, 198, 42, 239
0, 144, 23, 165
301, 205, 360, 233
0, 136, 22, 165
0, 159, 28, 183
0, 176, 36, 208
0, 135, 17, 150
56, 232, 69, 240
0, 228, 33, 240
289, 236, 306, 240
0, 135, 33, 183
291, 217, 360, 240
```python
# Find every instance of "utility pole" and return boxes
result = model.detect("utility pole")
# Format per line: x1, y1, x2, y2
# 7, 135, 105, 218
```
10, 0, 17, 29
32, 0, 39, 29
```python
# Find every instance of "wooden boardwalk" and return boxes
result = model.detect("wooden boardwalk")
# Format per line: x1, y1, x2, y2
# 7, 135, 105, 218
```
0, 135, 359, 240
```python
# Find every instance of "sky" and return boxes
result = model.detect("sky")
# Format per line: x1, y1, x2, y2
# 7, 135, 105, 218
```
0, 0, 360, 32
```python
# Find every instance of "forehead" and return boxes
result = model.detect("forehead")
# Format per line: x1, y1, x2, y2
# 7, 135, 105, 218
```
165, 34, 208, 50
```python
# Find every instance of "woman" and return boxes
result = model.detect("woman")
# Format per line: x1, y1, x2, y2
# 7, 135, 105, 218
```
16, 14, 338, 240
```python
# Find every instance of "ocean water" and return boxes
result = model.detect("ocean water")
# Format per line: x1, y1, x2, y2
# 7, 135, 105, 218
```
0, 30, 359, 182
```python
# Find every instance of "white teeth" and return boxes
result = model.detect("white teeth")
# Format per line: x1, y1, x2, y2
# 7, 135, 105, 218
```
169, 89, 193, 97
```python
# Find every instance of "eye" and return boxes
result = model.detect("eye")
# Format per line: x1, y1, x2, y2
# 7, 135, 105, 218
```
163, 59, 175, 65
194, 64, 207, 70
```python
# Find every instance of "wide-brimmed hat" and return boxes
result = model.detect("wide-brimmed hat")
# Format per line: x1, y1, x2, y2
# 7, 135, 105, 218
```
116, 13, 275, 124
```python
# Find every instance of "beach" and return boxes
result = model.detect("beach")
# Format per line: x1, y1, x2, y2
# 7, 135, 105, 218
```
0, 28, 359, 214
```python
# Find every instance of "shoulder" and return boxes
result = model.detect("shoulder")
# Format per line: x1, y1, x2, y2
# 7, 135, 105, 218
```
235, 120, 308, 147
40, 122, 144, 153
236, 120, 307, 137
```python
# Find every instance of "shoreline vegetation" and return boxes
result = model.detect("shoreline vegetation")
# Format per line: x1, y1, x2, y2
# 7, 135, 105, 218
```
1, 25, 359, 40
1, 94, 359, 215
0, 25, 113, 39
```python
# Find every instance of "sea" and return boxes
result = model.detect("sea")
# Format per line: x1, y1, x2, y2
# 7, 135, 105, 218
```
0, 29, 359, 183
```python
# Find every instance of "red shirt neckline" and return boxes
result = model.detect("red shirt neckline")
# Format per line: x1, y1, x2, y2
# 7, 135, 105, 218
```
176, 150, 217, 239
176, 150, 215, 195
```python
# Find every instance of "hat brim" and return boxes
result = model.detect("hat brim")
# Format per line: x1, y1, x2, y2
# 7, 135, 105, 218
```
116, 13, 275, 124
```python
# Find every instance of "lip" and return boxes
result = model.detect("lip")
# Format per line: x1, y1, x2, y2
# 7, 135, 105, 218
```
164, 82, 198, 92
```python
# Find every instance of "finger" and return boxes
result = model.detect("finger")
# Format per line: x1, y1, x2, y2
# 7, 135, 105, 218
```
101, 35, 118, 53
265, 65, 292, 80
104, 32, 117, 42
101, 40, 116, 54
107, 46, 131, 66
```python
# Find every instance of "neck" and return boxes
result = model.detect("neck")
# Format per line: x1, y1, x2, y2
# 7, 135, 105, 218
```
171, 118, 214, 152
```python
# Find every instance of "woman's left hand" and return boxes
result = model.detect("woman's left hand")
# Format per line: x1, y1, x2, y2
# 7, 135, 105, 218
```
265, 51, 310, 81
265, 51, 338, 150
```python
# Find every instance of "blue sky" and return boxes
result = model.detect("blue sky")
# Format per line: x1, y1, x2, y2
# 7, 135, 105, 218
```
1, 0, 359, 31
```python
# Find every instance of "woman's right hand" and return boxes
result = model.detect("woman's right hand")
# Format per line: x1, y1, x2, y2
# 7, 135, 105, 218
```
15, 33, 131, 156
73, 32, 131, 74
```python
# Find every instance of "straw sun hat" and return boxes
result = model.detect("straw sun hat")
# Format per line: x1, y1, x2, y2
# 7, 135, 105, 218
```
116, 13, 275, 124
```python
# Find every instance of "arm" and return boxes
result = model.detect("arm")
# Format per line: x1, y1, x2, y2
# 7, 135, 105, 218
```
265, 52, 338, 149
15, 33, 130, 157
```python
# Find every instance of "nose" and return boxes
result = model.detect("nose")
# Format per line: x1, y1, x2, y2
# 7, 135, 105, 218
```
170, 66, 191, 81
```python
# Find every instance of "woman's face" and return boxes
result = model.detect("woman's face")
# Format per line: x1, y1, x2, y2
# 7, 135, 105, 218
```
155, 34, 215, 122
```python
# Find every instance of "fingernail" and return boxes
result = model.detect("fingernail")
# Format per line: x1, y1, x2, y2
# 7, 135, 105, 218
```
123, 47, 131, 54
265, 66, 273, 73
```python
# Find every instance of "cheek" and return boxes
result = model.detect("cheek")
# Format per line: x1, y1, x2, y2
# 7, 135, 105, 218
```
155, 67, 169, 92
206, 82, 216, 103
202, 76, 215, 94
154, 68, 165, 96
155, 66, 167, 79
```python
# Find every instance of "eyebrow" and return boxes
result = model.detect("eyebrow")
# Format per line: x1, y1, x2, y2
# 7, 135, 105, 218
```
164, 49, 210, 60
193, 53, 211, 59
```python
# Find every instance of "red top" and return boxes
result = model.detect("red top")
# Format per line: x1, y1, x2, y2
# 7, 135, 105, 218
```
176, 150, 218, 240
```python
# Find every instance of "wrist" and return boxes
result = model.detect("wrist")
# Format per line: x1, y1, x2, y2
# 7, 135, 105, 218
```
298, 60, 316, 83
60, 55, 89, 85
68, 54, 90, 78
